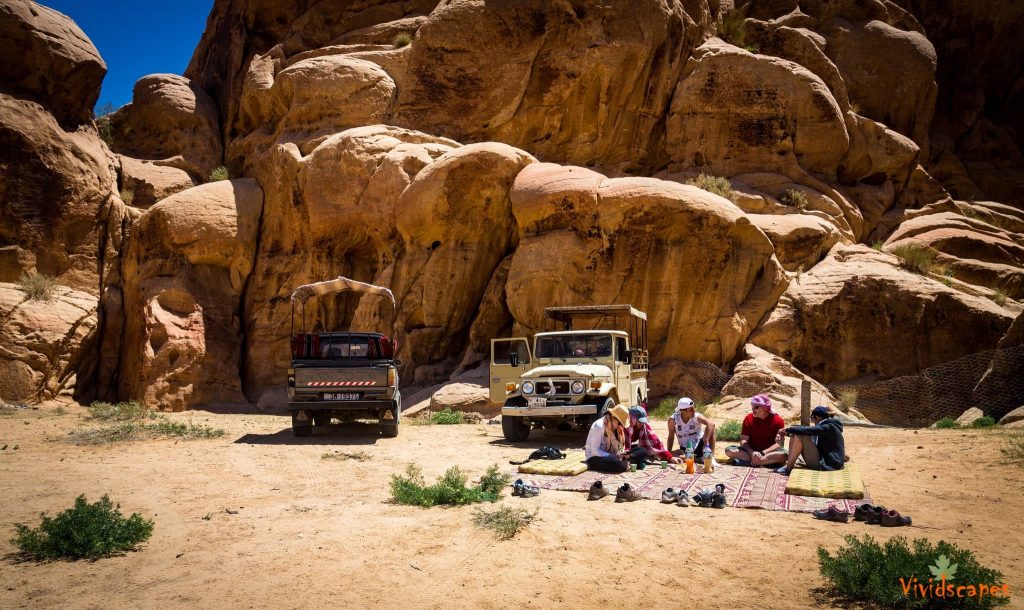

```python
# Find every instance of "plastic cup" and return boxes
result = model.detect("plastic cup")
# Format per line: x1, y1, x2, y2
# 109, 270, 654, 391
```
660, 461, 668, 469
630, 463, 637, 472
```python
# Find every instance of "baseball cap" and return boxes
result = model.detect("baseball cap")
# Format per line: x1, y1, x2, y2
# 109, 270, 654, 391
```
629, 407, 648, 423
811, 406, 831, 419
676, 397, 695, 411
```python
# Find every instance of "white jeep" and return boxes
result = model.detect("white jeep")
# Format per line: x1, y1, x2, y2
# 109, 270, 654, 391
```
490, 305, 650, 442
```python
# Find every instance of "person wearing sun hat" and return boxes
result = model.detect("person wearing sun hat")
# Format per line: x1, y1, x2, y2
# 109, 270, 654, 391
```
724, 393, 787, 467
584, 403, 632, 473
666, 397, 717, 465
775, 405, 846, 476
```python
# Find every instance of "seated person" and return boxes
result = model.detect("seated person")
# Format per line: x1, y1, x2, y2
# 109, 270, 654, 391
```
625, 406, 673, 464
776, 406, 846, 475
666, 397, 717, 464
724, 394, 787, 467
584, 404, 631, 473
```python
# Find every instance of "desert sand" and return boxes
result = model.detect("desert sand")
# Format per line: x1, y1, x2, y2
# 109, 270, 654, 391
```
1, 403, 1022, 609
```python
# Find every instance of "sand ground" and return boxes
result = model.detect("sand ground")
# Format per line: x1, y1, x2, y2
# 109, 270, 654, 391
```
1, 402, 1022, 609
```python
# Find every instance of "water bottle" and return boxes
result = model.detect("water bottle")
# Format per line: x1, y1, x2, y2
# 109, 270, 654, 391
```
703, 445, 714, 474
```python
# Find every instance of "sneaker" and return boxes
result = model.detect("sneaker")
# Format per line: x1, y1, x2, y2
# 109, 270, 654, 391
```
660, 488, 678, 503
615, 483, 642, 502
812, 505, 851, 523
520, 483, 540, 498
711, 484, 727, 509
587, 481, 609, 501
692, 489, 715, 508
865, 506, 887, 525
676, 491, 690, 507
853, 503, 875, 522
512, 479, 524, 497
880, 510, 912, 527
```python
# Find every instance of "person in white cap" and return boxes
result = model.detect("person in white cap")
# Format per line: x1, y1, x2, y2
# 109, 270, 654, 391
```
666, 397, 717, 464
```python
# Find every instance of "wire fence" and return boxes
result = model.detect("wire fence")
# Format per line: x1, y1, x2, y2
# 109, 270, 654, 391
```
829, 345, 1024, 427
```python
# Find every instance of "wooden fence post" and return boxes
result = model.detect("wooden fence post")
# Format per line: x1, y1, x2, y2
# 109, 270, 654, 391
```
801, 379, 811, 425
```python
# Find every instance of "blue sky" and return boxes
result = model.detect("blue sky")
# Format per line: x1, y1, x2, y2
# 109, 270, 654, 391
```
43, 0, 213, 113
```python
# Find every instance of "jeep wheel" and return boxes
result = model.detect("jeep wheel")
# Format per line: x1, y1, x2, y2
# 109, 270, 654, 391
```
292, 412, 313, 438
379, 404, 400, 438
502, 415, 531, 442
592, 397, 616, 425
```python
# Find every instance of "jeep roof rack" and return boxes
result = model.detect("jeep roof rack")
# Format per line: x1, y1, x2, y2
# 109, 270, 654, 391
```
542, 305, 648, 359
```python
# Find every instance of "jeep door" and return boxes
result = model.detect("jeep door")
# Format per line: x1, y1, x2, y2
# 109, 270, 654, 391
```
489, 338, 533, 403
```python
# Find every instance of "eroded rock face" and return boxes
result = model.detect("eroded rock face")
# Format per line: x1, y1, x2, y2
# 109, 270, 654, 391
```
0, 93, 114, 292
716, 343, 841, 420
117, 179, 263, 410
118, 156, 196, 209
109, 74, 223, 179
750, 244, 1015, 385
0, 0, 106, 127
0, 283, 97, 402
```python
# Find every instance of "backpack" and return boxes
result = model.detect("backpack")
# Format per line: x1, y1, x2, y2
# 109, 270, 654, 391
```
509, 446, 567, 465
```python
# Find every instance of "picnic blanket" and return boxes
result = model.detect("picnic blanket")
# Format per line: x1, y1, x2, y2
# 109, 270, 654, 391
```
785, 463, 865, 499
517, 450, 588, 475
515, 463, 870, 513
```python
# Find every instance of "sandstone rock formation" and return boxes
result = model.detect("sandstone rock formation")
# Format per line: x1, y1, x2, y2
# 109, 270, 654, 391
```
715, 343, 838, 420
0, 283, 97, 402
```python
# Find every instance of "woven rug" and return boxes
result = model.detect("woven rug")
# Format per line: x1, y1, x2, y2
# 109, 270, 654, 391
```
515, 464, 870, 513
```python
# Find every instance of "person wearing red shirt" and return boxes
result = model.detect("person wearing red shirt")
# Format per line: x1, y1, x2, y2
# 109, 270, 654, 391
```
724, 394, 787, 467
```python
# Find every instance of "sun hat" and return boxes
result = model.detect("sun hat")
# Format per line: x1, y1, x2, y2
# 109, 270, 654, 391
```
609, 404, 630, 427
676, 397, 695, 411
811, 405, 831, 419
628, 406, 648, 423
750, 394, 774, 413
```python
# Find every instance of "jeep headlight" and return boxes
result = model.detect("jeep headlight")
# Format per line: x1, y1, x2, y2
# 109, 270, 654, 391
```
522, 381, 535, 395
570, 380, 585, 394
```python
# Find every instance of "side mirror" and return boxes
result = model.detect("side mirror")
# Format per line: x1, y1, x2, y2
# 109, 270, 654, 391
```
622, 350, 632, 364
509, 352, 520, 367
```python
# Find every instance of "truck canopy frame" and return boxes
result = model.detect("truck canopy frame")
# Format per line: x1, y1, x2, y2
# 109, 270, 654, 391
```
290, 275, 397, 338
542, 304, 648, 369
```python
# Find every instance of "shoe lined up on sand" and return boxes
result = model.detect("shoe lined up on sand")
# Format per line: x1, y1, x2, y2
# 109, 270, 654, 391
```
512, 479, 540, 498
676, 491, 691, 507
512, 479, 525, 496
711, 484, 727, 509
588, 481, 609, 501
812, 505, 850, 523
661, 488, 678, 503
880, 509, 912, 527
853, 503, 877, 522
850, 503, 912, 526
615, 483, 642, 502
692, 489, 715, 508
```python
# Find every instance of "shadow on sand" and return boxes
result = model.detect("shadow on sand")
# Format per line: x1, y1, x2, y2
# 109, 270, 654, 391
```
234, 422, 381, 446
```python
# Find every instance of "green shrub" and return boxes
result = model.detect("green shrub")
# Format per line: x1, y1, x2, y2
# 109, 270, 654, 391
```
208, 165, 229, 182
120, 188, 135, 206
888, 243, 938, 275
934, 417, 960, 429
473, 506, 536, 540
390, 464, 506, 507
718, 9, 746, 47
744, 45, 759, 54
147, 420, 225, 439
12, 495, 154, 560
94, 102, 116, 148
649, 397, 678, 419
392, 32, 413, 47
87, 401, 152, 422
18, 272, 58, 302
818, 534, 1009, 608
969, 416, 997, 429
1002, 433, 1024, 466
872, 241, 885, 251
430, 408, 464, 425
716, 420, 742, 441
838, 389, 858, 413
686, 173, 735, 202
322, 450, 371, 461
72, 403, 224, 444
780, 188, 808, 210
991, 289, 1007, 307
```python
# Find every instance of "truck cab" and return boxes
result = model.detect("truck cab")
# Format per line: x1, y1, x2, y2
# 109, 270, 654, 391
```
490, 305, 649, 442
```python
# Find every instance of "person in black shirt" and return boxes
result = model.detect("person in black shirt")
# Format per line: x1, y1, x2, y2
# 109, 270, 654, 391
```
775, 406, 846, 475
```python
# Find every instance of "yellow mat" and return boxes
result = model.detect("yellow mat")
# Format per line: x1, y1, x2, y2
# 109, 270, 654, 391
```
785, 463, 865, 499
518, 450, 588, 475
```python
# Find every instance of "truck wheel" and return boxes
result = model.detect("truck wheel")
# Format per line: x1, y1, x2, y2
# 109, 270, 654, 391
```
379, 403, 399, 438
313, 414, 331, 427
502, 415, 531, 442
592, 397, 615, 425
292, 411, 313, 438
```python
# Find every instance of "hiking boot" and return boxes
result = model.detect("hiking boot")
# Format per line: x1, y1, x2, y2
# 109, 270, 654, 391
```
880, 510, 912, 527
660, 488, 678, 504
587, 481, 609, 501
615, 483, 642, 502
520, 483, 540, 498
865, 506, 887, 525
512, 479, 524, 497
676, 491, 691, 507
813, 505, 851, 523
853, 503, 875, 522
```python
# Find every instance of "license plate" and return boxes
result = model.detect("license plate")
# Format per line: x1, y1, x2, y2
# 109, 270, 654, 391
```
324, 392, 359, 401
527, 397, 547, 408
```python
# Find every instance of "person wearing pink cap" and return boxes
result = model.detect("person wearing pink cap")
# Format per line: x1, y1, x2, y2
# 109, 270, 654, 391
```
724, 394, 787, 467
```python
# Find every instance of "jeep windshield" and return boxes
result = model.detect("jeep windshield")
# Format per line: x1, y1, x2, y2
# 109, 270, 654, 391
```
535, 334, 612, 359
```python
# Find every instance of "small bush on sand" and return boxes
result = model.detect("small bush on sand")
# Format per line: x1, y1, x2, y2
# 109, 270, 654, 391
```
1002, 433, 1024, 466
12, 495, 154, 560
71, 402, 224, 445
969, 416, 997, 429
430, 408, 464, 425
818, 534, 1008, 608
780, 188, 808, 210
322, 450, 371, 461
933, 417, 959, 429
716, 420, 742, 441
888, 243, 937, 275
687, 173, 735, 202
718, 9, 747, 47
87, 401, 152, 422
392, 32, 413, 47
146, 420, 225, 439
838, 389, 858, 413
390, 464, 508, 507
473, 506, 537, 540
208, 165, 229, 182
18, 272, 58, 302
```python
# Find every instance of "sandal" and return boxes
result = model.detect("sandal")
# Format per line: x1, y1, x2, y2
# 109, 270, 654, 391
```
813, 505, 851, 523
880, 510, 912, 527
587, 481, 609, 501
615, 483, 642, 502
660, 488, 678, 503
